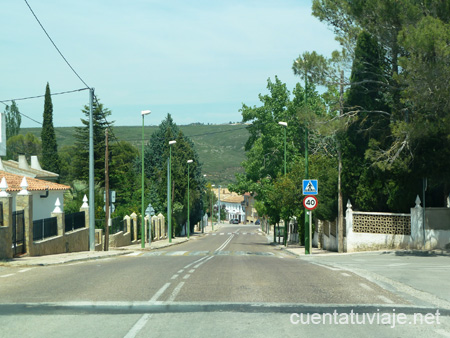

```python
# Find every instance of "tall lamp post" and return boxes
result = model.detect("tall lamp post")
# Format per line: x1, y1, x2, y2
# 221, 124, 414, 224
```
141, 110, 151, 248
278, 121, 287, 176
218, 185, 221, 225
211, 184, 215, 231
168, 140, 176, 243
295, 58, 311, 254
186, 159, 193, 239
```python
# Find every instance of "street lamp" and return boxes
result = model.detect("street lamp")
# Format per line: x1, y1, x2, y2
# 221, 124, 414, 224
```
278, 121, 287, 176
187, 159, 193, 239
168, 140, 176, 243
141, 110, 151, 248
211, 184, 215, 231
218, 185, 221, 225
295, 57, 311, 254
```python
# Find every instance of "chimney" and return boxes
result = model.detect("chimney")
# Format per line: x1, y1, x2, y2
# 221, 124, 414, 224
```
31, 156, 43, 171
18, 155, 30, 170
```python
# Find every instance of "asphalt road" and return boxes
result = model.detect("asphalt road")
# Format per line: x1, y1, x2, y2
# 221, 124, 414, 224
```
1, 224, 449, 337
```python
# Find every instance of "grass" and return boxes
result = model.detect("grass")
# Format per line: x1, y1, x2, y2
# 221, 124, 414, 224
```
21, 124, 249, 186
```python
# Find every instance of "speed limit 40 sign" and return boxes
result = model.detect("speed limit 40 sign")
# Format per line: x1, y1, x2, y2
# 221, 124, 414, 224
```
303, 195, 318, 211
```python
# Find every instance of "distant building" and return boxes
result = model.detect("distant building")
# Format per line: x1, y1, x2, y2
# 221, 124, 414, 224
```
220, 195, 245, 222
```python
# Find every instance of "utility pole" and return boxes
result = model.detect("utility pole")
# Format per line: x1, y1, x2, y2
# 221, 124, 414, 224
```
104, 128, 109, 251
89, 88, 95, 251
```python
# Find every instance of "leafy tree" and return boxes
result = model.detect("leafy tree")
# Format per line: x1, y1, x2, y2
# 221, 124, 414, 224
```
41, 83, 61, 174
6, 133, 41, 161
4, 100, 21, 141
143, 114, 205, 236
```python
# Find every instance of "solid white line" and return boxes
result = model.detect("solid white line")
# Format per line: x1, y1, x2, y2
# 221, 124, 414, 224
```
18, 268, 34, 273
359, 283, 373, 291
148, 282, 171, 302
124, 314, 152, 338
184, 256, 209, 269
341, 272, 351, 277
0, 274, 14, 278
377, 295, 394, 304
194, 256, 214, 268
215, 234, 234, 252
167, 282, 185, 302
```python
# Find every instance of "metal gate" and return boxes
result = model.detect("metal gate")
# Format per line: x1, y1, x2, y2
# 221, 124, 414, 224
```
12, 210, 25, 256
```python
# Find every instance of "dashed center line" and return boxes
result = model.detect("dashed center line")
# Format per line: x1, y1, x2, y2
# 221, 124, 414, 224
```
171, 274, 179, 280
183, 274, 191, 280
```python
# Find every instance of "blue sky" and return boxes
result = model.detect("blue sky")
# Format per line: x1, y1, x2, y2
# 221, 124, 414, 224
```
1, 0, 339, 128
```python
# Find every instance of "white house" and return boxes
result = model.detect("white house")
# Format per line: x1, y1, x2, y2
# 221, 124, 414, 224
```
0, 171, 70, 220
218, 195, 245, 223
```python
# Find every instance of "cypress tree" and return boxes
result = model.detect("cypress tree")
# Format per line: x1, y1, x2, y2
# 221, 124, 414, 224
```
41, 83, 61, 174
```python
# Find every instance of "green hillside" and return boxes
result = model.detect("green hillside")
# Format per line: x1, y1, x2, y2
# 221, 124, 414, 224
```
20, 124, 248, 186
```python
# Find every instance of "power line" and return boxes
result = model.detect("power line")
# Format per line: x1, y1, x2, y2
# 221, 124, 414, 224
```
23, 0, 90, 89
0, 88, 89, 104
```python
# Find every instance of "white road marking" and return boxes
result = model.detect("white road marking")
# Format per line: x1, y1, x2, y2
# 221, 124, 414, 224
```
377, 295, 394, 304
148, 282, 171, 302
183, 274, 191, 280
434, 329, 450, 337
167, 282, 185, 302
170, 274, 179, 280
189, 269, 195, 273
124, 314, 152, 338
0, 274, 14, 278
220, 233, 225, 235
212, 234, 217, 236
167, 251, 187, 256
359, 283, 373, 291
18, 268, 34, 273
184, 256, 209, 269
194, 256, 214, 268
177, 269, 184, 274
341, 272, 351, 277
125, 252, 141, 257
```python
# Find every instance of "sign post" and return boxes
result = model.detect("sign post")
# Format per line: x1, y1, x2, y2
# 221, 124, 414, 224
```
303, 180, 318, 255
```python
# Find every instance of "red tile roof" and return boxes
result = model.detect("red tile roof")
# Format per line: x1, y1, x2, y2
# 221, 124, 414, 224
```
0, 171, 70, 192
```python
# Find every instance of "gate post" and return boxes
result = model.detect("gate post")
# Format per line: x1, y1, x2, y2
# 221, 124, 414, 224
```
16, 177, 33, 256
0, 177, 13, 259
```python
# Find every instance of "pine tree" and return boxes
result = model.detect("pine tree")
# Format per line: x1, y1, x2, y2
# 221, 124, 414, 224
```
41, 83, 60, 174
72, 99, 113, 186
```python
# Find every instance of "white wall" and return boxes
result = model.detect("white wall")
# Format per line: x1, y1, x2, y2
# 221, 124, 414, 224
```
12, 191, 65, 221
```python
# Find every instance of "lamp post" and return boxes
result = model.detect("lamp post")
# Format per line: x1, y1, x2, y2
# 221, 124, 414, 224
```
218, 185, 221, 225
278, 121, 287, 176
168, 140, 176, 243
211, 184, 215, 231
295, 58, 311, 254
141, 110, 151, 248
187, 159, 193, 239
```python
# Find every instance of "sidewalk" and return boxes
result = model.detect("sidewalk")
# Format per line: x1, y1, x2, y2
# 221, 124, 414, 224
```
0, 222, 224, 267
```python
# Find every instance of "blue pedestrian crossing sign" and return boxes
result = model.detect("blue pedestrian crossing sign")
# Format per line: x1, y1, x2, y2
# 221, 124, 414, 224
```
303, 179, 318, 195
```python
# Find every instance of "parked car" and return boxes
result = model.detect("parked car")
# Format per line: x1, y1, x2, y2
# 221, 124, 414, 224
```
229, 219, 239, 224
255, 219, 261, 225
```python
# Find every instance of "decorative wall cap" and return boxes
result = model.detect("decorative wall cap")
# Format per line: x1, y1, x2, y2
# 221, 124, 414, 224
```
53, 198, 62, 213
346, 199, 352, 209
81, 194, 89, 208
130, 212, 137, 218
18, 177, 31, 195
415, 195, 422, 207
0, 177, 10, 197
